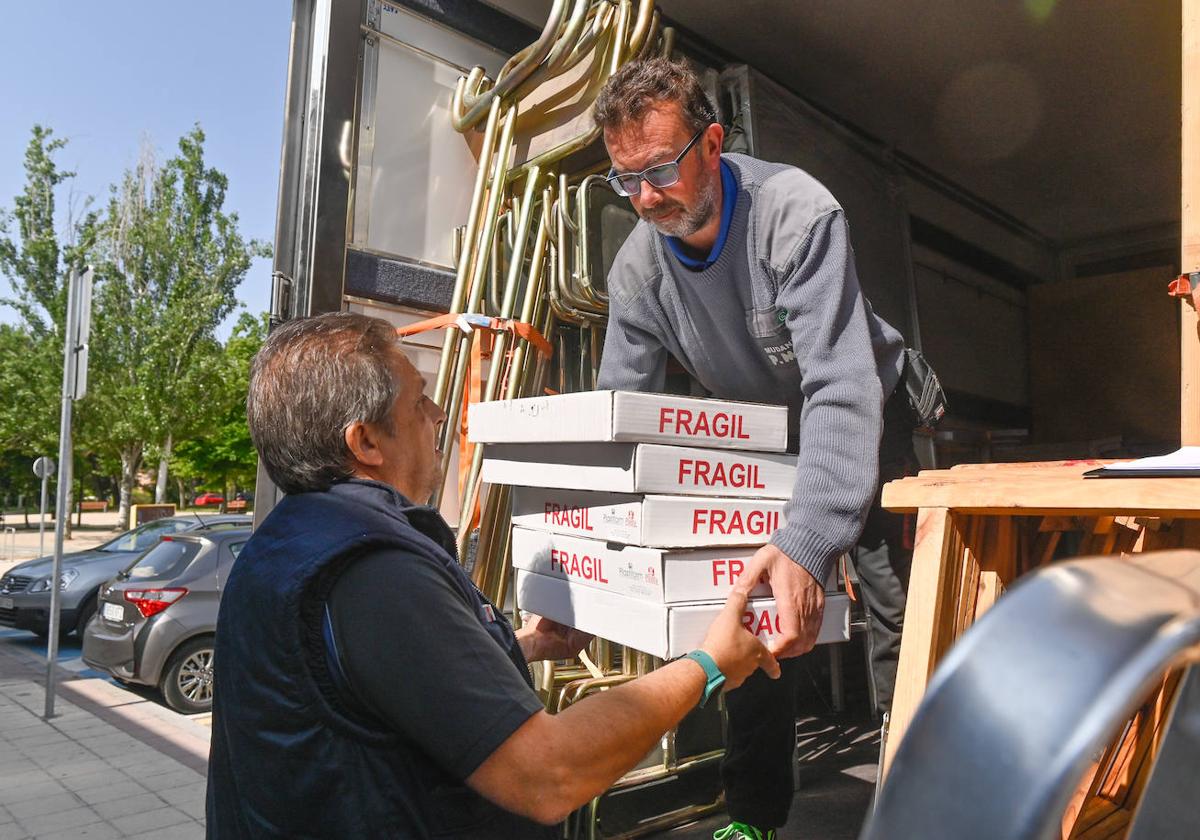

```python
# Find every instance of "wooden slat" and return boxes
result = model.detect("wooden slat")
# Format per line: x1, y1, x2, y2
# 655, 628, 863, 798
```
883, 472, 1200, 517
882, 507, 955, 778
973, 571, 1003, 621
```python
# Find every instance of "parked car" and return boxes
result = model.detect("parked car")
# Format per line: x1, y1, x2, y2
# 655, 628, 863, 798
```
193, 493, 225, 507
0, 514, 251, 639
82, 528, 251, 714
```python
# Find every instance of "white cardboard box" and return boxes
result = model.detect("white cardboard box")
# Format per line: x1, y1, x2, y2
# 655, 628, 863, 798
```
468, 391, 788, 452
482, 442, 797, 498
512, 487, 788, 548
511, 526, 775, 602
516, 569, 849, 659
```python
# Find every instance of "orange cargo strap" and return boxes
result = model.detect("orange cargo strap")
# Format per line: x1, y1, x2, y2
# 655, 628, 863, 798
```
1168, 271, 1199, 298
395, 313, 553, 359
396, 314, 553, 532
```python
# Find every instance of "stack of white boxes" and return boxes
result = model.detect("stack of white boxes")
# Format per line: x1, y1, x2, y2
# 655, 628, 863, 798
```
469, 390, 849, 659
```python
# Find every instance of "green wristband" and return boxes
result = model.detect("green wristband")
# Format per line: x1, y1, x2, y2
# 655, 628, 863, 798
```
684, 650, 726, 708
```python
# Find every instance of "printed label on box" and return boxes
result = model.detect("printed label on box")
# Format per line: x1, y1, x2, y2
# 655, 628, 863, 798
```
511, 527, 773, 602
515, 569, 848, 659
482, 443, 797, 498
469, 391, 788, 452
514, 488, 788, 548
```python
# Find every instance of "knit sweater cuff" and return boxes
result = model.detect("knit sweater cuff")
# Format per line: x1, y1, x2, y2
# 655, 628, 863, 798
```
770, 525, 842, 587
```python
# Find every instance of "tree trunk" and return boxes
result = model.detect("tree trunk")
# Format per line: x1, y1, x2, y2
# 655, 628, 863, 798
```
176, 477, 185, 508
116, 445, 143, 530
155, 434, 173, 504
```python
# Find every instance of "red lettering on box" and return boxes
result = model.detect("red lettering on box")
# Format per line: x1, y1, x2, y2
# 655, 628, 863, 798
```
543, 501, 593, 531
678, 459, 694, 484
659, 407, 674, 433
548, 547, 608, 583
694, 508, 779, 535
711, 557, 748, 587
677, 408, 694, 435
740, 609, 781, 637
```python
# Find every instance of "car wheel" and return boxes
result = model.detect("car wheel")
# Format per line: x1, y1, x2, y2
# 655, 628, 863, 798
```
74, 596, 98, 637
161, 637, 215, 714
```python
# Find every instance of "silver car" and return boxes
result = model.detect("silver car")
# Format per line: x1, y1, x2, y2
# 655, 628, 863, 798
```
82, 528, 250, 714
0, 514, 251, 638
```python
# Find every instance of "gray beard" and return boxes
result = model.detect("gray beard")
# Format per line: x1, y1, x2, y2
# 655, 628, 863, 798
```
646, 174, 720, 239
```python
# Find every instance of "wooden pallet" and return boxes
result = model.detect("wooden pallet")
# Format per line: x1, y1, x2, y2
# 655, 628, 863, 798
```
879, 461, 1200, 837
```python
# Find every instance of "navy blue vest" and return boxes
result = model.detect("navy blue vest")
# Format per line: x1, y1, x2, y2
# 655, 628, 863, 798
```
205, 480, 552, 838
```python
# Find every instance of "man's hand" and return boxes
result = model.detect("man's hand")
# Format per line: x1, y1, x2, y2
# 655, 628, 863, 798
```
515, 615, 594, 662
699, 586, 781, 691
734, 543, 825, 659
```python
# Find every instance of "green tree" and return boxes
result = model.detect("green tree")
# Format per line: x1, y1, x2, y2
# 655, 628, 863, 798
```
0, 126, 94, 534
85, 126, 269, 524
172, 312, 264, 503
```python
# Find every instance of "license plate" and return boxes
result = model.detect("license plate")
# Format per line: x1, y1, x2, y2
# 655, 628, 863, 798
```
102, 602, 124, 622
0, 597, 12, 610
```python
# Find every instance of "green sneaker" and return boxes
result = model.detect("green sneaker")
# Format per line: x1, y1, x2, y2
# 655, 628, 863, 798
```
713, 822, 776, 840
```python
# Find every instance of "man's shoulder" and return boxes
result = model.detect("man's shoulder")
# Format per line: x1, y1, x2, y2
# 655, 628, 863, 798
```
726, 154, 843, 269
607, 220, 663, 303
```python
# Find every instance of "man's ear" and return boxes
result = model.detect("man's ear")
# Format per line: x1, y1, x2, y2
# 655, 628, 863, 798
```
703, 123, 724, 164
345, 420, 385, 468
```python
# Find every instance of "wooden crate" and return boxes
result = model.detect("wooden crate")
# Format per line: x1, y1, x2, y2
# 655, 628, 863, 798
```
880, 461, 1200, 836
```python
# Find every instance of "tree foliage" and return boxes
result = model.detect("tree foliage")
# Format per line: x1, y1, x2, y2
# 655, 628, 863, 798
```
0, 127, 93, 456
0, 124, 268, 521
172, 312, 265, 495
83, 125, 269, 521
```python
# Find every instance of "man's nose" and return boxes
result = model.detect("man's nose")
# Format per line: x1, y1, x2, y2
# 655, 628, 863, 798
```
638, 178, 664, 207
429, 399, 448, 426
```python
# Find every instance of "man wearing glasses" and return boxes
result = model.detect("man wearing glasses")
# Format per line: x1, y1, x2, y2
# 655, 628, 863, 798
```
592, 58, 916, 840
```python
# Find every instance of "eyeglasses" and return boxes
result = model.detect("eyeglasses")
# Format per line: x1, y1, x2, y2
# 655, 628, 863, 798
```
605, 128, 706, 197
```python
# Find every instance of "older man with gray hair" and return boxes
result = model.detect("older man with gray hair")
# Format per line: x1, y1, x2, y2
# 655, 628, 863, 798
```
205, 311, 779, 838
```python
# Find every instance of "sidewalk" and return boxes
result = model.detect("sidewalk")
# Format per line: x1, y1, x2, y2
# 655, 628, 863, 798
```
0, 637, 210, 839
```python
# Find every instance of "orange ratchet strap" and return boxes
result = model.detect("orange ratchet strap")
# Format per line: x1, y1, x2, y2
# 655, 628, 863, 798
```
396, 313, 554, 531
1169, 271, 1199, 298
395, 313, 553, 359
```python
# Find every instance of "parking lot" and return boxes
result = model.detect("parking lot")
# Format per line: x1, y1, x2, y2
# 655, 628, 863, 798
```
0, 511, 218, 725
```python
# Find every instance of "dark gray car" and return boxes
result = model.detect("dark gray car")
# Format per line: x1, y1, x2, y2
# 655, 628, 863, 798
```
82, 528, 250, 714
0, 514, 251, 638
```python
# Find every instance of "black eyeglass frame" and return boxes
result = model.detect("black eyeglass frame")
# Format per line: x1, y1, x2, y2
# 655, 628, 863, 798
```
605, 127, 707, 197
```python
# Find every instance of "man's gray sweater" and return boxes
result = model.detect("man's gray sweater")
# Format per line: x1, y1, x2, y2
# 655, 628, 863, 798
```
597, 153, 905, 585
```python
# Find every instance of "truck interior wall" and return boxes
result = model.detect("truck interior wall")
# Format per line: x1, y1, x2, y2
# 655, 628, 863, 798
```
911, 244, 1029, 422
1029, 267, 1180, 449
731, 66, 1057, 428
734, 68, 915, 343
1058, 222, 1180, 281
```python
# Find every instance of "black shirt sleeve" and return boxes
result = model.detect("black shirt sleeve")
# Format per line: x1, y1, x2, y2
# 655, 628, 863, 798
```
326, 550, 545, 780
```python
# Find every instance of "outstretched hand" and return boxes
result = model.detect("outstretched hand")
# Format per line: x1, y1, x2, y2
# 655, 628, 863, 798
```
733, 543, 825, 658
699, 585, 781, 691
516, 615, 594, 662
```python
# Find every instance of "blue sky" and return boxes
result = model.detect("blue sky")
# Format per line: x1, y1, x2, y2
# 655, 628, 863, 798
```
0, 1, 292, 337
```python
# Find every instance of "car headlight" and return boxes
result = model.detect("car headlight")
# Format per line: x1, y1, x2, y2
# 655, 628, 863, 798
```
29, 569, 80, 592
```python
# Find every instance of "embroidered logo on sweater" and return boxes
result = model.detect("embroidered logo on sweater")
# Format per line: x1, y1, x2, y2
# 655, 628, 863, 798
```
747, 308, 795, 368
